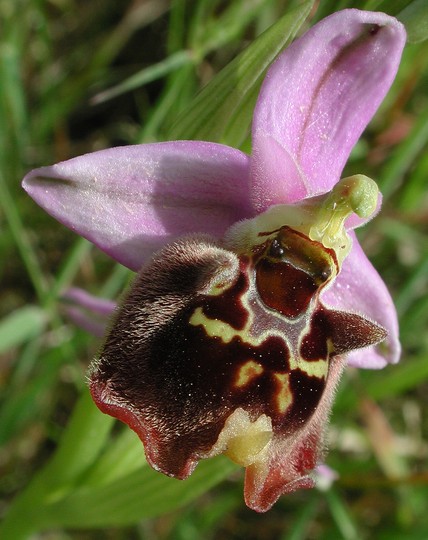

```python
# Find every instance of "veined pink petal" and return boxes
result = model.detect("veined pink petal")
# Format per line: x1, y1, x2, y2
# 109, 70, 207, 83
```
322, 235, 400, 368
23, 142, 251, 270
250, 9, 406, 211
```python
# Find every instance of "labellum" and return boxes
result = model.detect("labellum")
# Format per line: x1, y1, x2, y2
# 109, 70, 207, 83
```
90, 175, 387, 511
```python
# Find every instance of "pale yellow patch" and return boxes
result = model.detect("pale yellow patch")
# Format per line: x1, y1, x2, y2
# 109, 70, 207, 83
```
224, 175, 379, 271
235, 360, 264, 388
273, 373, 293, 414
205, 408, 272, 467
189, 306, 248, 343
223, 204, 313, 255
309, 175, 379, 265
206, 281, 233, 296
289, 356, 328, 379
226, 428, 272, 467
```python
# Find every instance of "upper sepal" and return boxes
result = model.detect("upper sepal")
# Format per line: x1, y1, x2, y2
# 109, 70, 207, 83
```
250, 9, 406, 211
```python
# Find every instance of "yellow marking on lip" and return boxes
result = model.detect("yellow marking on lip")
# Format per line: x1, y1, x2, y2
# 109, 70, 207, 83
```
289, 356, 329, 379
189, 306, 249, 344
189, 307, 328, 379
235, 360, 264, 388
273, 373, 293, 414
206, 280, 234, 296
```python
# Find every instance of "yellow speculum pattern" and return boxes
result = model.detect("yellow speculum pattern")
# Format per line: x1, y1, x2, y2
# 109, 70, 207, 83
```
235, 360, 264, 388
189, 283, 329, 381
273, 373, 293, 414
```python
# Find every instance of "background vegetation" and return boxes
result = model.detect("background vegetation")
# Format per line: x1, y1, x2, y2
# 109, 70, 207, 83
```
1, 0, 428, 538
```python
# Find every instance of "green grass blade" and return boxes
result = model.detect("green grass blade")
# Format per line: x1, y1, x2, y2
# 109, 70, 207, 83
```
168, 0, 314, 146
43, 457, 237, 529
0, 175, 49, 303
283, 497, 320, 540
42, 391, 115, 487
82, 429, 146, 488
325, 489, 360, 540
0, 305, 46, 353
379, 101, 428, 199
398, 0, 428, 43
92, 50, 193, 105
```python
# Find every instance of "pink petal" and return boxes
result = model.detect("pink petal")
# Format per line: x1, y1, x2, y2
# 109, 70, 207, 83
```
250, 9, 406, 211
322, 235, 400, 369
23, 142, 251, 270
63, 307, 108, 337
63, 287, 117, 316
61, 288, 117, 337
314, 464, 338, 491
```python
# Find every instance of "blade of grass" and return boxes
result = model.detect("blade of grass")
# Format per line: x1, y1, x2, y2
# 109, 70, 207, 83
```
0, 306, 46, 354
379, 101, 428, 199
0, 391, 114, 540
82, 429, 146, 488
169, 0, 314, 145
0, 175, 50, 303
91, 50, 194, 105
394, 252, 428, 315
138, 63, 196, 141
43, 456, 237, 528
325, 488, 360, 540
46, 237, 93, 306
398, 0, 428, 43
282, 497, 320, 540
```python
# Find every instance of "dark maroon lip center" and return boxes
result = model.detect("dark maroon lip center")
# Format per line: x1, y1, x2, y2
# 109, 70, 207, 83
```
90, 230, 386, 481
255, 226, 336, 319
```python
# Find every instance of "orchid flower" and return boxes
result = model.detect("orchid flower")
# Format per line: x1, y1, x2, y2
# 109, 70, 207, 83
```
22, 9, 405, 512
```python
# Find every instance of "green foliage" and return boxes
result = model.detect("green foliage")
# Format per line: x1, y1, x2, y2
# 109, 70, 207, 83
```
0, 306, 46, 354
398, 0, 428, 43
169, 0, 314, 146
1, 1, 428, 538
